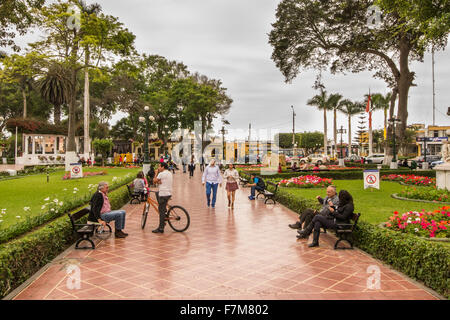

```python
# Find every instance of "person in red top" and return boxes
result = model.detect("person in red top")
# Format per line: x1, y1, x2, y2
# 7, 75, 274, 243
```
278, 164, 282, 173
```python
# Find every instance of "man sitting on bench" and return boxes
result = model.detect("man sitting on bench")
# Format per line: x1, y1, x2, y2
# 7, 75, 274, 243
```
247, 173, 265, 200
88, 181, 129, 238
289, 185, 339, 231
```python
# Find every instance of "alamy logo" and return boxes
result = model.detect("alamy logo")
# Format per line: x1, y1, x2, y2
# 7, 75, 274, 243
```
366, 265, 381, 290
67, 5, 81, 32
366, 5, 382, 29
66, 264, 81, 290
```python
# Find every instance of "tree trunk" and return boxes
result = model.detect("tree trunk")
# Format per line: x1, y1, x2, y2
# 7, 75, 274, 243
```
54, 104, 61, 124
383, 87, 398, 164
22, 89, 27, 119
67, 68, 78, 152
84, 49, 90, 157
333, 108, 337, 158
397, 36, 414, 144
348, 115, 352, 155
323, 108, 328, 156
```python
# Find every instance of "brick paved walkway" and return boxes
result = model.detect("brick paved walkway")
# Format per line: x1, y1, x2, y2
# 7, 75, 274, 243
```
11, 170, 440, 300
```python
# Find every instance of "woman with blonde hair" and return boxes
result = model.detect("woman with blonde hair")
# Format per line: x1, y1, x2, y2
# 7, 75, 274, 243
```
223, 163, 239, 209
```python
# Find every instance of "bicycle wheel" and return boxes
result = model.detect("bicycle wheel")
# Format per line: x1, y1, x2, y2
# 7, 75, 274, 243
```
141, 202, 150, 229
95, 224, 112, 240
167, 205, 190, 232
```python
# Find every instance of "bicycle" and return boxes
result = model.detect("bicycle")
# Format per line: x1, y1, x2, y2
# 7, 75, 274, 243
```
141, 190, 190, 232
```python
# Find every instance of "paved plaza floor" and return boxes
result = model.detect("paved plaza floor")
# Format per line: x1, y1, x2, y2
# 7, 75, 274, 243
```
9, 170, 440, 300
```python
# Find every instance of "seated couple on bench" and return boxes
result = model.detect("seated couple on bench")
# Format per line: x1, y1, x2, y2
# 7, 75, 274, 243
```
289, 185, 355, 248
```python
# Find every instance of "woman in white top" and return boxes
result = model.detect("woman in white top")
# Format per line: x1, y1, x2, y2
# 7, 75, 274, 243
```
223, 163, 240, 209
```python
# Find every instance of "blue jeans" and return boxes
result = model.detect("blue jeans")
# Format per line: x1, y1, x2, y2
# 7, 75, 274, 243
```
251, 186, 264, 198
206, 182, 219, 207
101, 210, 126, 230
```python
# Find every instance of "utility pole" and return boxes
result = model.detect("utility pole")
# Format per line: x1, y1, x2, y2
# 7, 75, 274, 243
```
432, 46, 436, 126
291, 105, 296, 146
219, 125, 228, 162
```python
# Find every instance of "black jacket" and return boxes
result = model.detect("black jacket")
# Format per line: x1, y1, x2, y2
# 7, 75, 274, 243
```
331, 202, 354, 224
88, 191, 104, 222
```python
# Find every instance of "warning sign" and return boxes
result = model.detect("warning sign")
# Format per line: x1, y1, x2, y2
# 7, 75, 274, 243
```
70, 163, 83, 179
364, 170, 379, 190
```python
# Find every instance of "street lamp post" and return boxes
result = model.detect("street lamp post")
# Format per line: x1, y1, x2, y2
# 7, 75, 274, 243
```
337, 126, 347, 166
388, 117, 402, 169
139, 106, 155, 175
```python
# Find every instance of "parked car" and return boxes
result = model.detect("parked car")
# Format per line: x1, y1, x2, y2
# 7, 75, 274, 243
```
365, 154, 385, 164
415, 155, 442, 168
430, 160, 444, 169
300, 154, 329, 165
344, 154, 362, 162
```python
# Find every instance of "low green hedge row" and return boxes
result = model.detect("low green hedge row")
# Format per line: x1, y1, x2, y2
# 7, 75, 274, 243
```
272, 187, 449, 299
240, 169, 436, 181
0, 185, 130, 299
353, 222, 450, 299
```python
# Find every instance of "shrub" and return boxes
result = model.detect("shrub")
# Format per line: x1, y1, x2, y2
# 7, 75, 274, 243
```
399, 186, 450, 203
0, 185, 130, 299
278, 175, 333, 188
382, 174, 436, 186
353, 222, 450, 299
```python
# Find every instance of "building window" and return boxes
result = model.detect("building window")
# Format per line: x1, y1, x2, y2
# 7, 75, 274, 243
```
45, 136, 55, 154
56, 137, 66, 154
34, 136, 44, 154
434, 130, 439, 137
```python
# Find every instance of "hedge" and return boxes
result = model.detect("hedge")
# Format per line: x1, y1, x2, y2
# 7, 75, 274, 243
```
240, 169, 436, 181
272, 187, 449, 299
0, 184, 130, 299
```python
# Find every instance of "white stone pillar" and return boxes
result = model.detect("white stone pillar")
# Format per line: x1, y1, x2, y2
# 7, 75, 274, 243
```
435, 163, 450, 191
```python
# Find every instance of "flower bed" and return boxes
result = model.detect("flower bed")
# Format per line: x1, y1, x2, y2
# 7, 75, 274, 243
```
381, 174, 435, 186
385, 207, 450, 239
62, 171, 107, 180
398, 186, 450, 203
278, 175, 332, 188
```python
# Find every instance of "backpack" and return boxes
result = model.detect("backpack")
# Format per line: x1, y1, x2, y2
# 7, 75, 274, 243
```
256, 177, 265, 189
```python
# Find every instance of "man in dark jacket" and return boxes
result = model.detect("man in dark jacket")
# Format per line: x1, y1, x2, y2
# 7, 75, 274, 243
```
298, 190, 354, 247
88, 181, 128, 238
289, 185, 339, 230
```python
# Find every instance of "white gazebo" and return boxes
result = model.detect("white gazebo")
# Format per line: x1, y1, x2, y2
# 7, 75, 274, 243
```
16, 133, 84, 166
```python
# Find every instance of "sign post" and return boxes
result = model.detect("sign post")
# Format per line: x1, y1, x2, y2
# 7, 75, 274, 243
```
364, 169, 380, 190
70, 163, 83, 179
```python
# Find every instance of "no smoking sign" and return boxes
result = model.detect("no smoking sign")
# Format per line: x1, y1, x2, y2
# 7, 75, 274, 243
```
70, 163, 83, 179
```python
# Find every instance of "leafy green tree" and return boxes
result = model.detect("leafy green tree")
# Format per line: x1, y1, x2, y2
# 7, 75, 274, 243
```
110, 118, 135, 141
92, 138, 113, 166
269, 0, 449, 158
298, 131, 324, 155
0, 0, 45, 51
30, 0, 135, 162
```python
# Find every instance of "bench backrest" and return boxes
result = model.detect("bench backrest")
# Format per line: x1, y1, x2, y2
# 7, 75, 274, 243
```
351, 213, 361, 231
68, 206, 91, 230
267, 181, 279, 193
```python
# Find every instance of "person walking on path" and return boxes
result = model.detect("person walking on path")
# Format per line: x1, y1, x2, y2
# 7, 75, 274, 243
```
202, 159, 223, 208
88, 181, 128, 238
188, 156, 195, 178
152, 162, 173, 233
223, 163, 239, 209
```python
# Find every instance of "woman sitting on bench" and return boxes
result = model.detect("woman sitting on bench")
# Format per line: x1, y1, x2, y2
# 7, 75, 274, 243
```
133, 171, 147, 200
298, 190, 354, 248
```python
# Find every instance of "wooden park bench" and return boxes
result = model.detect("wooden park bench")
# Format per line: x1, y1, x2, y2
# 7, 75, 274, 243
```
333, 213, 361, 249
127, 183, 144, 204
255, 181, 279, 204
68, 206, 112, 250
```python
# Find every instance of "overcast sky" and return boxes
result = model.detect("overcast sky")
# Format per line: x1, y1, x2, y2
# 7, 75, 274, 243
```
12, 0, 450, 142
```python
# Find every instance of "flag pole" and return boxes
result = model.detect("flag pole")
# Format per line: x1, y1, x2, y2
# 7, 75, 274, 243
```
368, 89, 373, 157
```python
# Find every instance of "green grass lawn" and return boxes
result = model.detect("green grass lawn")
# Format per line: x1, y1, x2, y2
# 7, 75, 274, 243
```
279, 180, 446, 224
0, 167, 141, 229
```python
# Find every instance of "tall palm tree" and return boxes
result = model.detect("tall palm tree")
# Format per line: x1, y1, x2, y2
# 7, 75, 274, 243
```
371, 92, 392, 141
328, 93, 343, 158
307, 90, 332, 156
38, 63, 71, 125
340, 100, 365, 154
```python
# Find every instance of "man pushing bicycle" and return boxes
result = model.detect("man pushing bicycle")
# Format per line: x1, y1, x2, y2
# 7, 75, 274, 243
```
152, 161, 173, 234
